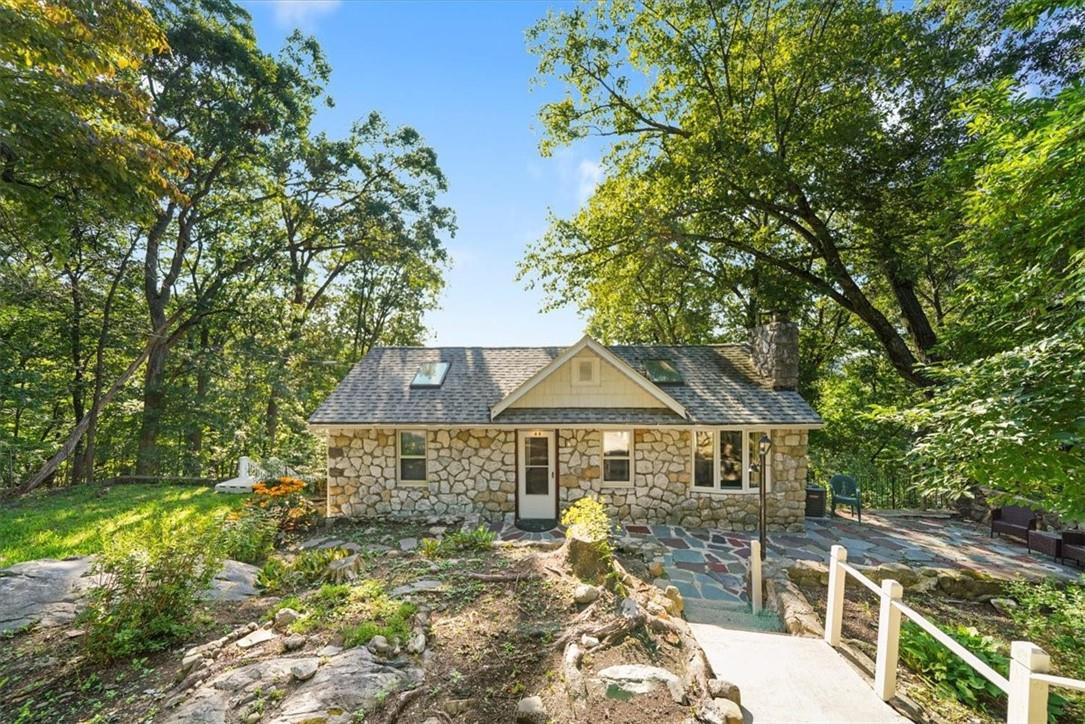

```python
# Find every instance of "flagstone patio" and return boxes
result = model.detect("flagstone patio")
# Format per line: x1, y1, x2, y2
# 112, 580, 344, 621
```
496, 511, 1080, 611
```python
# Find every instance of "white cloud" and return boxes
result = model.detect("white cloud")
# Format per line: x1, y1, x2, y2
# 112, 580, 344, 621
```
576, 159, 602, 206
268, 0, 341, 30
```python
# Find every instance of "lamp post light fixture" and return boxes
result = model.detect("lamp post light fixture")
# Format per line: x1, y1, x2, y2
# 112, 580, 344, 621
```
758, 433, 771, 561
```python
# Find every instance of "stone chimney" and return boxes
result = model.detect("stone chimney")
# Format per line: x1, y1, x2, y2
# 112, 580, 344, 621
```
749, 312, 799, 390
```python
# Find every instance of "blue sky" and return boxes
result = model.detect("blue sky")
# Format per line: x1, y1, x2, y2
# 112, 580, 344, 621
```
245, 0, 597, 346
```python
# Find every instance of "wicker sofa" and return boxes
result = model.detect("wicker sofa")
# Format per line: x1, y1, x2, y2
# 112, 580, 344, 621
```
990, 505, 1039, 542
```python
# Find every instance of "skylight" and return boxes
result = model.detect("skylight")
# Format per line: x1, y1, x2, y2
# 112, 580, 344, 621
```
644, 359, 683, 384
411, 361, 450, 388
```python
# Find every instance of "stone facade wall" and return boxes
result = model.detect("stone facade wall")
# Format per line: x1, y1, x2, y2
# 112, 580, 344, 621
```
326, 426, 808, 531
326, 428, 515, 518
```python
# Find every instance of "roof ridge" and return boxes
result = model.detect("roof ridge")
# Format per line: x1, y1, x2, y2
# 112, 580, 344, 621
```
370, 343, 749, 350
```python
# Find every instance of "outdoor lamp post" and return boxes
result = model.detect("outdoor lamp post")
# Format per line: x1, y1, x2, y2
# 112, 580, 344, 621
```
758, 433, 771, 560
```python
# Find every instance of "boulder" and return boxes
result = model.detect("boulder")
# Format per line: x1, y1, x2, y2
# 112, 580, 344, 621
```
515, 695, 548, 724
235, 628, 277, 650
367, 635, 394, 657
990, 597, 1018, 616
648, 561, 665, 578
597, 664, 685, 703
407, 630, 427, 654
282, 633, 307, 652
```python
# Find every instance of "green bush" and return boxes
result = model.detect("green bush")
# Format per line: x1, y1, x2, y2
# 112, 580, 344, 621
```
219, 508, 278, 563
80, 517, 223, 662
899, 622, 1005, 710
340, 581, 417, 646
257, 547, 350, 593
561, 496, 612, 543
418, 526, 496, 559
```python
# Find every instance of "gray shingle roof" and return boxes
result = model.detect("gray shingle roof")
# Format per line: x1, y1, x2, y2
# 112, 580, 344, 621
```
309, 344, 821, 427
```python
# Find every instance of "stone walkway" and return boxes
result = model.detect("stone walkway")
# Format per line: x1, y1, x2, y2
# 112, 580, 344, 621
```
497, 511, 1080, 613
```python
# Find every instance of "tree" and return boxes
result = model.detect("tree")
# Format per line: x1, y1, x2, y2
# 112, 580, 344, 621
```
521, 0, 1041, 386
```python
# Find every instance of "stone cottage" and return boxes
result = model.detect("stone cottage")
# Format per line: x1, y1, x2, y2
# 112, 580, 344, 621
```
308, 317, 821, 531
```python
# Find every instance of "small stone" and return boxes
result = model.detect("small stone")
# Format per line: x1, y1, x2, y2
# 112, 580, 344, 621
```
407, 631, 426, 654
708, 678, 741, 706
444, 698, 471, 716
283, 634, 307, 651
573, 583, 600, 605
713, 697, 743, 724
648, 561, 665, 578
315, 645, 342, 657
515, 695, 547, 724
620, 597, 641, 619
646, 600, 666, 616
429, 526, 447, 536
580, 634, 599, 648
367, 635, 394, 657
236, 629, 277, 649
245, 712, 261, 723
63, 628, 85, 639
273, 607, 301, 630
663, 585, 684, 616
990, 597, 1018, 616
290, 659, 319, 681
180, 653, 204, 675
399, 537, 418, 552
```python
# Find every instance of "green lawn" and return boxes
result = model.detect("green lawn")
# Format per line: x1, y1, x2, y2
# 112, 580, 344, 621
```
0, 484, 244, 568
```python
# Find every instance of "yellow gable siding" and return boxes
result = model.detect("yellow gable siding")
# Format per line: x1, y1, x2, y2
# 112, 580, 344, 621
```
510, 349, 665, 408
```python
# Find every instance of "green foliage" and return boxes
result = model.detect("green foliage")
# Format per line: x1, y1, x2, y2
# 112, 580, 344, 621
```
0, 484, 241, 567
899, 622, 1006, 710
256, 548, 350, 594
339, 582, 417, 647
219, 508, 279, 564
80, 516, 223, 662
1005, 578, 1085, 680
561, 496, 612, 543
418, 526, 496, 559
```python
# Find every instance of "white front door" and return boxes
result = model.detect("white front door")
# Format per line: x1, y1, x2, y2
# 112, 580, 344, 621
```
518, 430, 556, 519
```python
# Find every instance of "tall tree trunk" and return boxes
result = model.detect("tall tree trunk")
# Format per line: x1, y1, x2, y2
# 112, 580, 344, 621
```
66, 264, 88, 486
136, 330, 168, 476
185, 327, 210, 475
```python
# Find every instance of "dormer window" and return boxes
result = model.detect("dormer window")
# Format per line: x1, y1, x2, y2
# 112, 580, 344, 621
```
644, 359, 682, 384
411, 361, 450, 388
571, 357, 599, 386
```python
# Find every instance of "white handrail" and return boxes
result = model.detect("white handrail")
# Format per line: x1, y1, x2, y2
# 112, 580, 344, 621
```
822, 543, 1085, 724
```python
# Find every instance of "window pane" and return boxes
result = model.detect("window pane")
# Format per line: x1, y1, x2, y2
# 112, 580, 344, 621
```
719, 431, 743, 489
748, 432, 764, 489
694, 431, 714, 488
525, 467, 549, 495
603, 431, 630, 457
525, 437, 549, 466
399, 431, 426, 457
411, 361, 450, 387
604, 458, 629, 483
644, 359, 683, 383
400, 457, 426, 482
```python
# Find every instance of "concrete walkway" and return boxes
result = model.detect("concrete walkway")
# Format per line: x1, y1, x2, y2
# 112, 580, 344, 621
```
690, 624, 907, 724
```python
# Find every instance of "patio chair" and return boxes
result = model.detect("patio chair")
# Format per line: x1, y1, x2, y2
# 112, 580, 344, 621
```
829, 474, 861, 523
989, 505, 1039, 542
1061, 530, 1085, 568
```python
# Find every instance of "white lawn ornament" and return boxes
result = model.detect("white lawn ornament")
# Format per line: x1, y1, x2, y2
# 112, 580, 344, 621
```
214, 456, 257, 494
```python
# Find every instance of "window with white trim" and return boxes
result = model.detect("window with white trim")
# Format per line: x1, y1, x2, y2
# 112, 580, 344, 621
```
602, 430, 632, 485
398, 430, 427, 483
691, 429, 771, 492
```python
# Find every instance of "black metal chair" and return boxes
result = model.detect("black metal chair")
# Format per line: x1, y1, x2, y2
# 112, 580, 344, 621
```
829, 474, 862, 522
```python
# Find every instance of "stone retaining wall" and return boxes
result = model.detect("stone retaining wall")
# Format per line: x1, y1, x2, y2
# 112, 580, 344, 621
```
326, 427, 808, 530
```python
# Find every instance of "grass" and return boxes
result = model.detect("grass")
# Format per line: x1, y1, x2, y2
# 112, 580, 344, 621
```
0, 484, 243, 567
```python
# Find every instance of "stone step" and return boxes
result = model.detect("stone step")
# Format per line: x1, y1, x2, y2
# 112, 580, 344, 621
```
684, 602, 785, 632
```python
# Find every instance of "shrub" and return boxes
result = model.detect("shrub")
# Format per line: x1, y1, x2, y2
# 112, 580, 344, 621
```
899, 622, 1005, 710
80, 517, 223, 662
561, 496, 622, 592
340, 581, 417, 646
251, 476, 316, 533
257, 547, 350, 593
418, 526, 496, 559
219, 508, 278, 563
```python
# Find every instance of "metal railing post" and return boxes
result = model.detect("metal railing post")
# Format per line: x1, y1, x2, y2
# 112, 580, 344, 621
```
824, 544, 847, 646
874, 578, 903, 700
1008, 641, 1050, 724
750, 539, 763, 614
